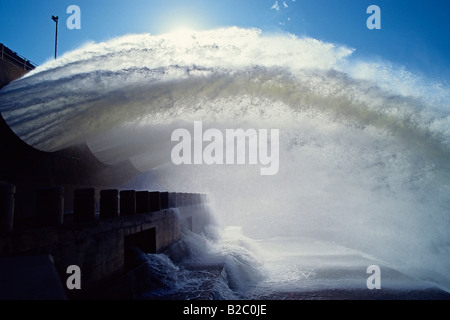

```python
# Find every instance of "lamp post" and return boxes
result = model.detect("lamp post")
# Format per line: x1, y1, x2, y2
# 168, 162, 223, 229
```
51, 15, 59, 59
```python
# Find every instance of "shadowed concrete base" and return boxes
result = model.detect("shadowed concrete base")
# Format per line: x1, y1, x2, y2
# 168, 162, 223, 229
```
0, 255, 67, 300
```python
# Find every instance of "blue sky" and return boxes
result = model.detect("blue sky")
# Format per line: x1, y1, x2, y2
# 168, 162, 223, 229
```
1, 0, 450, 82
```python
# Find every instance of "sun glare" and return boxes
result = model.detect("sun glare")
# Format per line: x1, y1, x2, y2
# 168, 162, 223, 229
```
165, 26, 198, 46
168, 26, 197, 36
156, 6, 208, 36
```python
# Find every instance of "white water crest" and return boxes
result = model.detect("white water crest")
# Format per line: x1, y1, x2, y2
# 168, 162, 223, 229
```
1, 27, 449, 293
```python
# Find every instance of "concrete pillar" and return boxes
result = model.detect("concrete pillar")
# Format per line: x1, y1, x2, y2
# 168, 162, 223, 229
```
37, 186, 64, 226
120, 190, 136, 216
182, 193, 189, 207
160, 192, 169, 210
0, 182, 15, 233
176, 192, 182, 207
100, 189, 119, 219
136, 191, 149, 213
176, 193, 183, 207
149, 191, 160, 212
192, 193, 199, 205
185, 193, 193, 206
74, 188, 96, 222
168, 192, 177, 208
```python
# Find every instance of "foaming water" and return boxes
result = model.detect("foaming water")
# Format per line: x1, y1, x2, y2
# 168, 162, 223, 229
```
1, 27, 449, 294
131, 225, 264, 300
131, 226, 450, 299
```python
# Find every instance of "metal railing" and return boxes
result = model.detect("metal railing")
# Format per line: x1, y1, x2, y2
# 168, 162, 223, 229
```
0, 43, 37, 72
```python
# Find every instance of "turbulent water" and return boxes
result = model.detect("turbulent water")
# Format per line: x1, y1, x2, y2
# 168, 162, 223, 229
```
1, 27, 450, 296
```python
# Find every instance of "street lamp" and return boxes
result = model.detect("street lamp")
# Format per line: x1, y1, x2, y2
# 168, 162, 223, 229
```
51, 15, 59, 59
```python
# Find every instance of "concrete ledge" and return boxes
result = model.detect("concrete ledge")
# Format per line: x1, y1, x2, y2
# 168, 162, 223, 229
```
0, 182, 211, 299
0, 203, 210, 299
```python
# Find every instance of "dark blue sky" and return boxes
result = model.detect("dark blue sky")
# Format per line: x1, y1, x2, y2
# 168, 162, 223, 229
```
1, 0, 450, 82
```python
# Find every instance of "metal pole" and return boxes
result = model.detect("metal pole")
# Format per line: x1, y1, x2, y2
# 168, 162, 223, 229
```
54, 17, 58, 59
52, 16, 59, 59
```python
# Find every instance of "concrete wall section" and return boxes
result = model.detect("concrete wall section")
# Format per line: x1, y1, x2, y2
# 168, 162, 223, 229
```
0, 186, 211, 299
0, 57, 28, 89
0, 207, 205, 298
0, 43, 36, 89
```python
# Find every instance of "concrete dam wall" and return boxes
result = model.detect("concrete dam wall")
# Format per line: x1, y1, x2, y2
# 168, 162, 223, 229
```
0, 43, 143, 224
0, 186, 211, 299
0, 44, 214, 300
0, 43, 35, 89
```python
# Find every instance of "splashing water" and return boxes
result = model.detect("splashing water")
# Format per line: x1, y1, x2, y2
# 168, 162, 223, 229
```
1, 27, 450, 294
